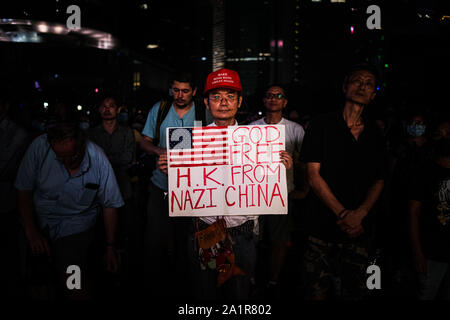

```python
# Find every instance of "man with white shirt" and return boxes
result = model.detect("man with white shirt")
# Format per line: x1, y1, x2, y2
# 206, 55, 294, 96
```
250, 84, 305, 297
159, 68, 293, 300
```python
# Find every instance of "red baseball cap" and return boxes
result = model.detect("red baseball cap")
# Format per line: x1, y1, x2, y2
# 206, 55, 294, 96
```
203, 68, 242, 94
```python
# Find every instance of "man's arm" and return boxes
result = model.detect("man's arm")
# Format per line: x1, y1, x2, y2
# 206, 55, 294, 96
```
408, 199, 426, 273
307, 162, 364, 237
306, 162, 346, 216
338, 179, 384, 229
103, 207, 118, 273
17, 189, 50, 255
139, 136, 166, 156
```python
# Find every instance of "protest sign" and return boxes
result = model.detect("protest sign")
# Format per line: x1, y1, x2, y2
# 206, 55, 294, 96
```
167, 125, 287, 217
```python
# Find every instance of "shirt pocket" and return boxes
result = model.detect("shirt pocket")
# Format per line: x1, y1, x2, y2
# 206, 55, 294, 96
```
78, 184, 99, 206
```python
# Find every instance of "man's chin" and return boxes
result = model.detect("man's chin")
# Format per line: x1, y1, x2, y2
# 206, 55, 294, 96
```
174, 103, 189, 109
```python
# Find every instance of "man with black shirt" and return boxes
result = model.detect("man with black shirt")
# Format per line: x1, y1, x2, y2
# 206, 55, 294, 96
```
300, 64, 387, 300
409, 118, 450, 300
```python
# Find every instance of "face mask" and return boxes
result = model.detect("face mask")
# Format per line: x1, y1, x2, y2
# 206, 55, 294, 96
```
117, 113, 128, 124
407, 124, 426, 137
79, 122, 90, 130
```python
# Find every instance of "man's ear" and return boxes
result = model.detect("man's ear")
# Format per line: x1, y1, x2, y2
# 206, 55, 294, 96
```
282, 99, 288, 109
117, 106, 123, 113
204, 97, 210, 111
192, 87, 197, 97
237, 96, 243, 109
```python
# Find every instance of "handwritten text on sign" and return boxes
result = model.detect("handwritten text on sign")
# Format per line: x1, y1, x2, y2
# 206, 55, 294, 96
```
167, 125, 287, 217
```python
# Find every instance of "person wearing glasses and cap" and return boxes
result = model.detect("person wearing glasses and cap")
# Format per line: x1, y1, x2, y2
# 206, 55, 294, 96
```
158, 69, 293, 300
250, 84, 305, 298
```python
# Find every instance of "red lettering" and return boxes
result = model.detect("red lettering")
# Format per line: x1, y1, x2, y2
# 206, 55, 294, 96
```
206, 188, 217, 208
253, 165, 265, 183
242, 164, 254, 184
183, 190, 193, 210
269, 183, 285, 207
238, 185, 248, 208
249, 184, 255, 207
267, 164, 281, 183
265, 126, 281, 143
256, 143, 269, 164
203, 167, 221, 186
225, 186, 236, 206
171, 190, 183, 213
242, 143, 254, 164
193, 189, 206, 209
258, 184, 268, 206
270, 142, 283, 163
229, 144, 240, 165
231, 126, 249, 143
231, 166, 241, 185
177, 168, 191, 188
249, 126, 263, 144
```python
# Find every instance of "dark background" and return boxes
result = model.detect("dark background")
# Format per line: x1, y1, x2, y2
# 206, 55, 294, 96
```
1, 0, 449, 125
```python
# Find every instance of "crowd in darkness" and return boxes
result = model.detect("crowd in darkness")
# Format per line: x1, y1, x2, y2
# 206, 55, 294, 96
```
1, 64, 450, 301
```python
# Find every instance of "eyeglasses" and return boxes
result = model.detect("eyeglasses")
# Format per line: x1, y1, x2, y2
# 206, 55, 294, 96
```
265, 93, 285, 100
209, 94, 238, 102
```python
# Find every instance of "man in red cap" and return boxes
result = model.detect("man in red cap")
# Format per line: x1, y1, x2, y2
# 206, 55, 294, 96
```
179, 68, 293, 300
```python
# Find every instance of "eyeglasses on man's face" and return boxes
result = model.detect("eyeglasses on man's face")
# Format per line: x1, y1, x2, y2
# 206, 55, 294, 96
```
209, 93, 238, 103
265, 93, 285, 100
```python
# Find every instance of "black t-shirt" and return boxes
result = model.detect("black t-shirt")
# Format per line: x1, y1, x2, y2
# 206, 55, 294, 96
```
300, 111, 387, 243
409, 161, 450, 262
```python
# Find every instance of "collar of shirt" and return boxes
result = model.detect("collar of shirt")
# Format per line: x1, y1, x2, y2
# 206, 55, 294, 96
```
209, 120, 238, 127
261, 117, 285, 125
51, 144, 91, 178
97, 123, 121, 135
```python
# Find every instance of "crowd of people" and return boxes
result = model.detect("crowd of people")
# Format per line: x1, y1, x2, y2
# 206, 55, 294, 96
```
1, 63, 449, 301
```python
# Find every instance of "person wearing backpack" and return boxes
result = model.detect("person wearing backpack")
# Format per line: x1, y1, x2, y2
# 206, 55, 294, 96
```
140, 71, 211, 298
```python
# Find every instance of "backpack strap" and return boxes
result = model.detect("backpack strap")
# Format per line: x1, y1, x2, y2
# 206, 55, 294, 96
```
153, 99, 172, 146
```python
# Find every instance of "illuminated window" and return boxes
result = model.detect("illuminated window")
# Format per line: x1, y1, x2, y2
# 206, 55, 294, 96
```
133, 72, 141, 91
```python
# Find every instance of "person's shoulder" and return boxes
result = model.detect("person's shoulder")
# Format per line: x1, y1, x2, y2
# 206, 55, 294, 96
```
148, 101, 164, 115
24, 134, 49, 158
249, 117, 265, 125
86, 140, 108, 160
282, 118, 304, 129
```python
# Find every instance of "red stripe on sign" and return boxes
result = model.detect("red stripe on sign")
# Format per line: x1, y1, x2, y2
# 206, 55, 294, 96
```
170, 162, 228, 168
169, 155, 228, 162
169, 126, 229, 167
192, 130, 227, 136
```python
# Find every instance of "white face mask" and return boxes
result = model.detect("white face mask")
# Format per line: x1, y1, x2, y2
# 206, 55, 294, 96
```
79, 122, 90, 130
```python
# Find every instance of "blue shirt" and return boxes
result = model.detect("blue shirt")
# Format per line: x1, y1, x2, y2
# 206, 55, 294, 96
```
14, 134, 124, 240
142, 101, 197, 191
